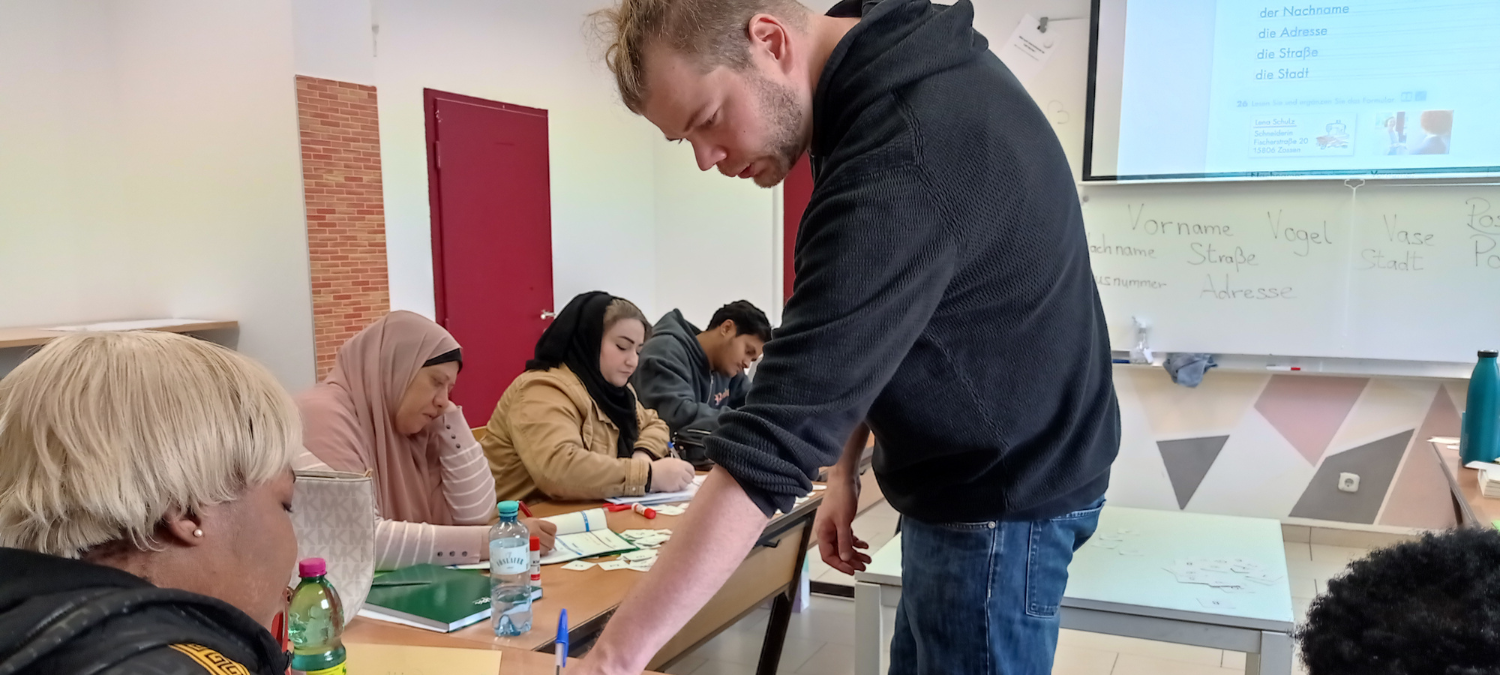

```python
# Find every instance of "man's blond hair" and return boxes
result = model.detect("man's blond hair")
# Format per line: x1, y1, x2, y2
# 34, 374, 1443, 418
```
0, 331, 299, 558
591, 0, 809, 113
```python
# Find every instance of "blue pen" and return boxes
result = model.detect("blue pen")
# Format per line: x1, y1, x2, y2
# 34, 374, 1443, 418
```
555, 609, 569, 673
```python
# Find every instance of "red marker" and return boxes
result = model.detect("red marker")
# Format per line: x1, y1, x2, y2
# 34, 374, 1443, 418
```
607, 503, 656, 518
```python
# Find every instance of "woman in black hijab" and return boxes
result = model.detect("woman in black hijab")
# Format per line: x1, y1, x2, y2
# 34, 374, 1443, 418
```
481, 292, 697, 502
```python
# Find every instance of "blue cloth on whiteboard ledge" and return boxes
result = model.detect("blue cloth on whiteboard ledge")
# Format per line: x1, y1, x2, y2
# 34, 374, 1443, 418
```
1164, 353, 1217, 388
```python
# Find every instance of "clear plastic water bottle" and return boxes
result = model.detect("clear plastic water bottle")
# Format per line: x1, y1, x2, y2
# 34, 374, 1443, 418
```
288, 558, 347, 675
490, 500, 532, 636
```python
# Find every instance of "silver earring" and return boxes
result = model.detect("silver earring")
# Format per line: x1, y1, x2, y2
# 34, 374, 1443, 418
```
192, 529, 203, 538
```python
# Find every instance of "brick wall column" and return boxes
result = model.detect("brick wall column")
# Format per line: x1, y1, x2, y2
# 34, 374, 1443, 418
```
295, 75, 390, 379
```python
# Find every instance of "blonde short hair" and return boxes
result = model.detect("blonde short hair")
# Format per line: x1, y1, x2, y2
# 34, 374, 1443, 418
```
590, 0, 808, 112
0, 331, 299, 558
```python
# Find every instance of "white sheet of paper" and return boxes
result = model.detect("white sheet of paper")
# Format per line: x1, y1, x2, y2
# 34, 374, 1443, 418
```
606, 483, 699, 506
539, 529, 635, 565
621, 550, 658, 563
996, 14, 1058, 85
541, 508, 609, 536
561, 561, 595, 571
654, 506, 686, 516
1199, 597, 1237, 610
1246, 571, 1284, 583
599, 561, 630, 571
1118, 547, 1145, 557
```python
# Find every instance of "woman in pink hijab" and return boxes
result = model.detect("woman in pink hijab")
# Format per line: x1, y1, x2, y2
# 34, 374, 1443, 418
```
295, 311, 554, 570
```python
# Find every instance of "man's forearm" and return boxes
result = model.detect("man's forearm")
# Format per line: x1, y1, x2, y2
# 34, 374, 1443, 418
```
582, 469, 770, 674
832, 423, 869, 480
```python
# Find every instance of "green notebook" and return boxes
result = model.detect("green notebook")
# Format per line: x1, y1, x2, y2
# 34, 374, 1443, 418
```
361, 564, 492, 633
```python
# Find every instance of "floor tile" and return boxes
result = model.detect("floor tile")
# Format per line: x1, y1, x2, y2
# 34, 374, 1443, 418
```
1111, 653, 1242, 675
1058, 631, 1222, 666
1309, 544, 1366, 565
796, 642, 855, 675
663, 653, 708, 675
1285, 555, 1351, 581
687, 661, 759, 675
691, 630, 823, 671
787, 598, 858, 645
1051, 645, 1118, 675
1287, 575, 1318, 599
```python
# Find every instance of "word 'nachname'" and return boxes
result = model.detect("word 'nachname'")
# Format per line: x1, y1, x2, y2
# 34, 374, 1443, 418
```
1261, 5, 1348, 17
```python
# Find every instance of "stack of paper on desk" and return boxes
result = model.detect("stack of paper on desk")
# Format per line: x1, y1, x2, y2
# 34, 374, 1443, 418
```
605, 475, 706, 506
1480, 465, 1500, 498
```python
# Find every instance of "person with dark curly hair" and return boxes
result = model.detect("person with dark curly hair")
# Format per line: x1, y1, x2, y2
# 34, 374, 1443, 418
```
1298, 527, 1500, 675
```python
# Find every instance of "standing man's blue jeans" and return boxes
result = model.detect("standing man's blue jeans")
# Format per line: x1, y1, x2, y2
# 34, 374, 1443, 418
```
888, 499, 1104, 674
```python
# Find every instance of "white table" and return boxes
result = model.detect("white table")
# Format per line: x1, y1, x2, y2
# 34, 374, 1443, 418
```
854, 506, 1296, 675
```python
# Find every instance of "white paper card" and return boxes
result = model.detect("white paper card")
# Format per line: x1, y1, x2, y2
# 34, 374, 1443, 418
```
561, 561, 596, 571
541, 508, 609, 536
996, 14, 1058, 85
1198, 597, 1237, 610
599, 561, 630, 571
539, 529, 635, 565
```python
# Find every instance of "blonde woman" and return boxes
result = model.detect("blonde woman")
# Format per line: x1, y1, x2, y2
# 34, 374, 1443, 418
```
483, 291, 692, 502
0, 332, 297, 675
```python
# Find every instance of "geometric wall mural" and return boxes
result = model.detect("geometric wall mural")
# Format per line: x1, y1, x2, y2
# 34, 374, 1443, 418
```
1157, 436, 1229, 509
1380, 391, 1462, 529
1112, 367, 1467, 530
1255, 375, 1369, 464
1288, 430, 1414, 524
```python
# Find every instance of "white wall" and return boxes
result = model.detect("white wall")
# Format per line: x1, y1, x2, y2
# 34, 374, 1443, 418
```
0, 0, 316, 389
294, 0, 662, 320
651, 141, 779, 328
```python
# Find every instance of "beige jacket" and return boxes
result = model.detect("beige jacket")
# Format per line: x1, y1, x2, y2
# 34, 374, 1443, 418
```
483, 364, 671, 502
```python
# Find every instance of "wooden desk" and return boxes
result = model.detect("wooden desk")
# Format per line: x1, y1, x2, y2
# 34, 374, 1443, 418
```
345, 486, 824, 675
0, 319, 238, 350
401, 645, 663, 674
1429, 437, 1500, 528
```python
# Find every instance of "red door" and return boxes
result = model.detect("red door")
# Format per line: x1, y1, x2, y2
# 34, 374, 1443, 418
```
782, 156, 814, 302
425, 89, 554, 427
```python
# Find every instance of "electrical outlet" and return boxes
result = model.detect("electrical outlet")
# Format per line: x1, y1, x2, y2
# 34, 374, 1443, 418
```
1338, 473, 1360, 493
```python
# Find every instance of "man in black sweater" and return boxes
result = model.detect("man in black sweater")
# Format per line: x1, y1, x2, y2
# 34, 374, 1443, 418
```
581, 1, 1119, 673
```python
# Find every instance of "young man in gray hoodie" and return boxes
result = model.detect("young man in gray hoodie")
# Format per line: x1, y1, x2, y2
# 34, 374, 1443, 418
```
632, 300, 772, 435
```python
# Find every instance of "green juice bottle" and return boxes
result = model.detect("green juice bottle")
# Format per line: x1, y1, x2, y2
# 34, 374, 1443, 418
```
288, 558, 347, 675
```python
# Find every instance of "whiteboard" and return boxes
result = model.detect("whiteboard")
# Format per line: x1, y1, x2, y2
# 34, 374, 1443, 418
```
1080, 182, 1500, 363
968, 0, 1500, 365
